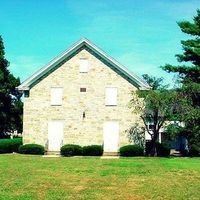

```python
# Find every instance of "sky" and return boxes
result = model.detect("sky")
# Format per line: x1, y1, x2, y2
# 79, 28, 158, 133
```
0, 0, 199, 85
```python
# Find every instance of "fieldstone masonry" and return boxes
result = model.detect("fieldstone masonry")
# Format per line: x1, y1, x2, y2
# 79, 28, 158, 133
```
23, 48, 142, 150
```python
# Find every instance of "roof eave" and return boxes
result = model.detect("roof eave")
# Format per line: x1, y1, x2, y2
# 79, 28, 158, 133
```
16, 86, 30, 91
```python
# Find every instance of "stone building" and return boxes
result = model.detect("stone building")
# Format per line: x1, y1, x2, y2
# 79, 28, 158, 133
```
17, 38, 150, 154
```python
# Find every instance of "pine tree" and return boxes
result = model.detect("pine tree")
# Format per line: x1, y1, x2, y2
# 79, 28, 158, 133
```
163, 9, 200, 147
0, 36, 23, 138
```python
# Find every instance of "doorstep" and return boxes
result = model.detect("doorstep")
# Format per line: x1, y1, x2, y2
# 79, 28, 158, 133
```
101, 156, 120, 159
42, 154, 61, 158
45, 151, 60, 155
43, 151, 61, 157
101, 151, 120, 159
103, 152, 119, 156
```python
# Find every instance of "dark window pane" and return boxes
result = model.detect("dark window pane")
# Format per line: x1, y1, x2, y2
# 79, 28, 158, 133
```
80, 88, 86, 92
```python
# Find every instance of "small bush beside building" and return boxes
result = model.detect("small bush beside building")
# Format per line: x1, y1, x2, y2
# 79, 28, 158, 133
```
120, 145, 144, 157
82, 145, 103, 156
18, 144, 45, 155
0, 138, 197, 157
0, 138, 22, 153
60, 144, 82, 157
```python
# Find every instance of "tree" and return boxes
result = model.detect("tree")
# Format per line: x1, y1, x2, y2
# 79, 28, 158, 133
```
0, 36, 23, 138
130, 74, 178, 156
141, 74, 168, 90
162, 9, 200, 148
126, 123, 145, 148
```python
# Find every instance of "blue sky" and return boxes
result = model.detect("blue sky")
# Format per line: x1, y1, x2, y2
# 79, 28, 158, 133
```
0, 0, 199, 85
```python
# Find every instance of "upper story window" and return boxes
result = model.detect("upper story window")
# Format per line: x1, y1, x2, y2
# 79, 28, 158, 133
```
105, 87, 118, 106
51, 87, 63, 106
79, 58, 89, 73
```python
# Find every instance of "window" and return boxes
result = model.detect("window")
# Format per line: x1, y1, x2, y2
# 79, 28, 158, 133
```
79, 58, 89, 73
105, 87, 117, 106
51, 87, 63, 105
80, 88, 86, 92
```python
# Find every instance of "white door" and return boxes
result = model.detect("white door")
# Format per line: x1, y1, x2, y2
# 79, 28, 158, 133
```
48, 121, 64, 151
103, 121, 119, 152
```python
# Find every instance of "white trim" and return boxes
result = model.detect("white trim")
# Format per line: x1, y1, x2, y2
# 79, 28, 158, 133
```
105, 86, 118, 106
79, 58, 89, 73
17, 38, 150, 90
50, 87, 63, 106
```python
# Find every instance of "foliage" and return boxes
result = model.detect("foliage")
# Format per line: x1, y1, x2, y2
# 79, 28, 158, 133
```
0, 36, 23, 138
142, 74, 169, 90
82, 145, 103, 156
189, 144, 200, 157
0, 138, 22, 153
18, 144, 45, 155
156, 142, 171, 157
130, 75, 179, 156
162, 9, 200, 148
126, 123, 145, 147
165, 123, 186, 139
60, 144, 82, 157
119, 145, 144, 156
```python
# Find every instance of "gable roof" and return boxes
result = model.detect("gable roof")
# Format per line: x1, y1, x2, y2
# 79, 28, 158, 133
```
17, 38, 150, 90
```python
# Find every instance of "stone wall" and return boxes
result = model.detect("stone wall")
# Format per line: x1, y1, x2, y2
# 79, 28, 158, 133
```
23, 48, 142, 150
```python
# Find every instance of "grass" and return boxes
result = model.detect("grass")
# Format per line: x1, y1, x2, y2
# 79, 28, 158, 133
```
0, 155, 199, 200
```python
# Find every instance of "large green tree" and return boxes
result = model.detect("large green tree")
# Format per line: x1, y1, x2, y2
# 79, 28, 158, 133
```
0, 36, 23, 138
162, 9, 200, 148
130, 74, 177, 156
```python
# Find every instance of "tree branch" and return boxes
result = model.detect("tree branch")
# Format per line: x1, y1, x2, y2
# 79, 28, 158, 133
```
157, 117, 166, 131
140, 116, 153, 136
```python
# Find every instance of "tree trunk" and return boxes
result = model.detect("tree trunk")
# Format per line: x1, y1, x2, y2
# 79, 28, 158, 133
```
147, 132, 159, 156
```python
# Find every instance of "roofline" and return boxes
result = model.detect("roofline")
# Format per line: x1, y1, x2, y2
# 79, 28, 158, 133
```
17, 38, 150, 90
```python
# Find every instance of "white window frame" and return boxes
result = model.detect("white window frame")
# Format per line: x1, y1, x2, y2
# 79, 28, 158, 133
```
50, 87, 63, 106
105, 87, 118, 106
79, 58, 89, 73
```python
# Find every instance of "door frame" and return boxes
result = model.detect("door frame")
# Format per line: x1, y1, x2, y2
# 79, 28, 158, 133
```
103, 121, 119, 152
48, 120, 64, 151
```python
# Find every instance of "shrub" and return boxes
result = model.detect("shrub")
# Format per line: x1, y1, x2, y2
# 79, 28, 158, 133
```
120, 145, 144, 157
180, 149, 189, 157
61, 144, 82, 157
82, 145, 103, 156
156, 142, 171, 157
18, 144, 45, 155
0, 138, 22, 154
189, 144, 200, 157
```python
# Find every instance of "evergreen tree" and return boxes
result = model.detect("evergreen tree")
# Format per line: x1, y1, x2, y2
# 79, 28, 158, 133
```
0, 36, 23, 138
163, 9, 200, 148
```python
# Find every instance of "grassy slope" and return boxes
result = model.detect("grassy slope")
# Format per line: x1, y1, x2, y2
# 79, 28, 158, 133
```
0, 155, 199, 200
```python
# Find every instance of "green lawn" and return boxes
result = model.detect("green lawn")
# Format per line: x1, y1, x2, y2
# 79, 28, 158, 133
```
0, 155, 199, 200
